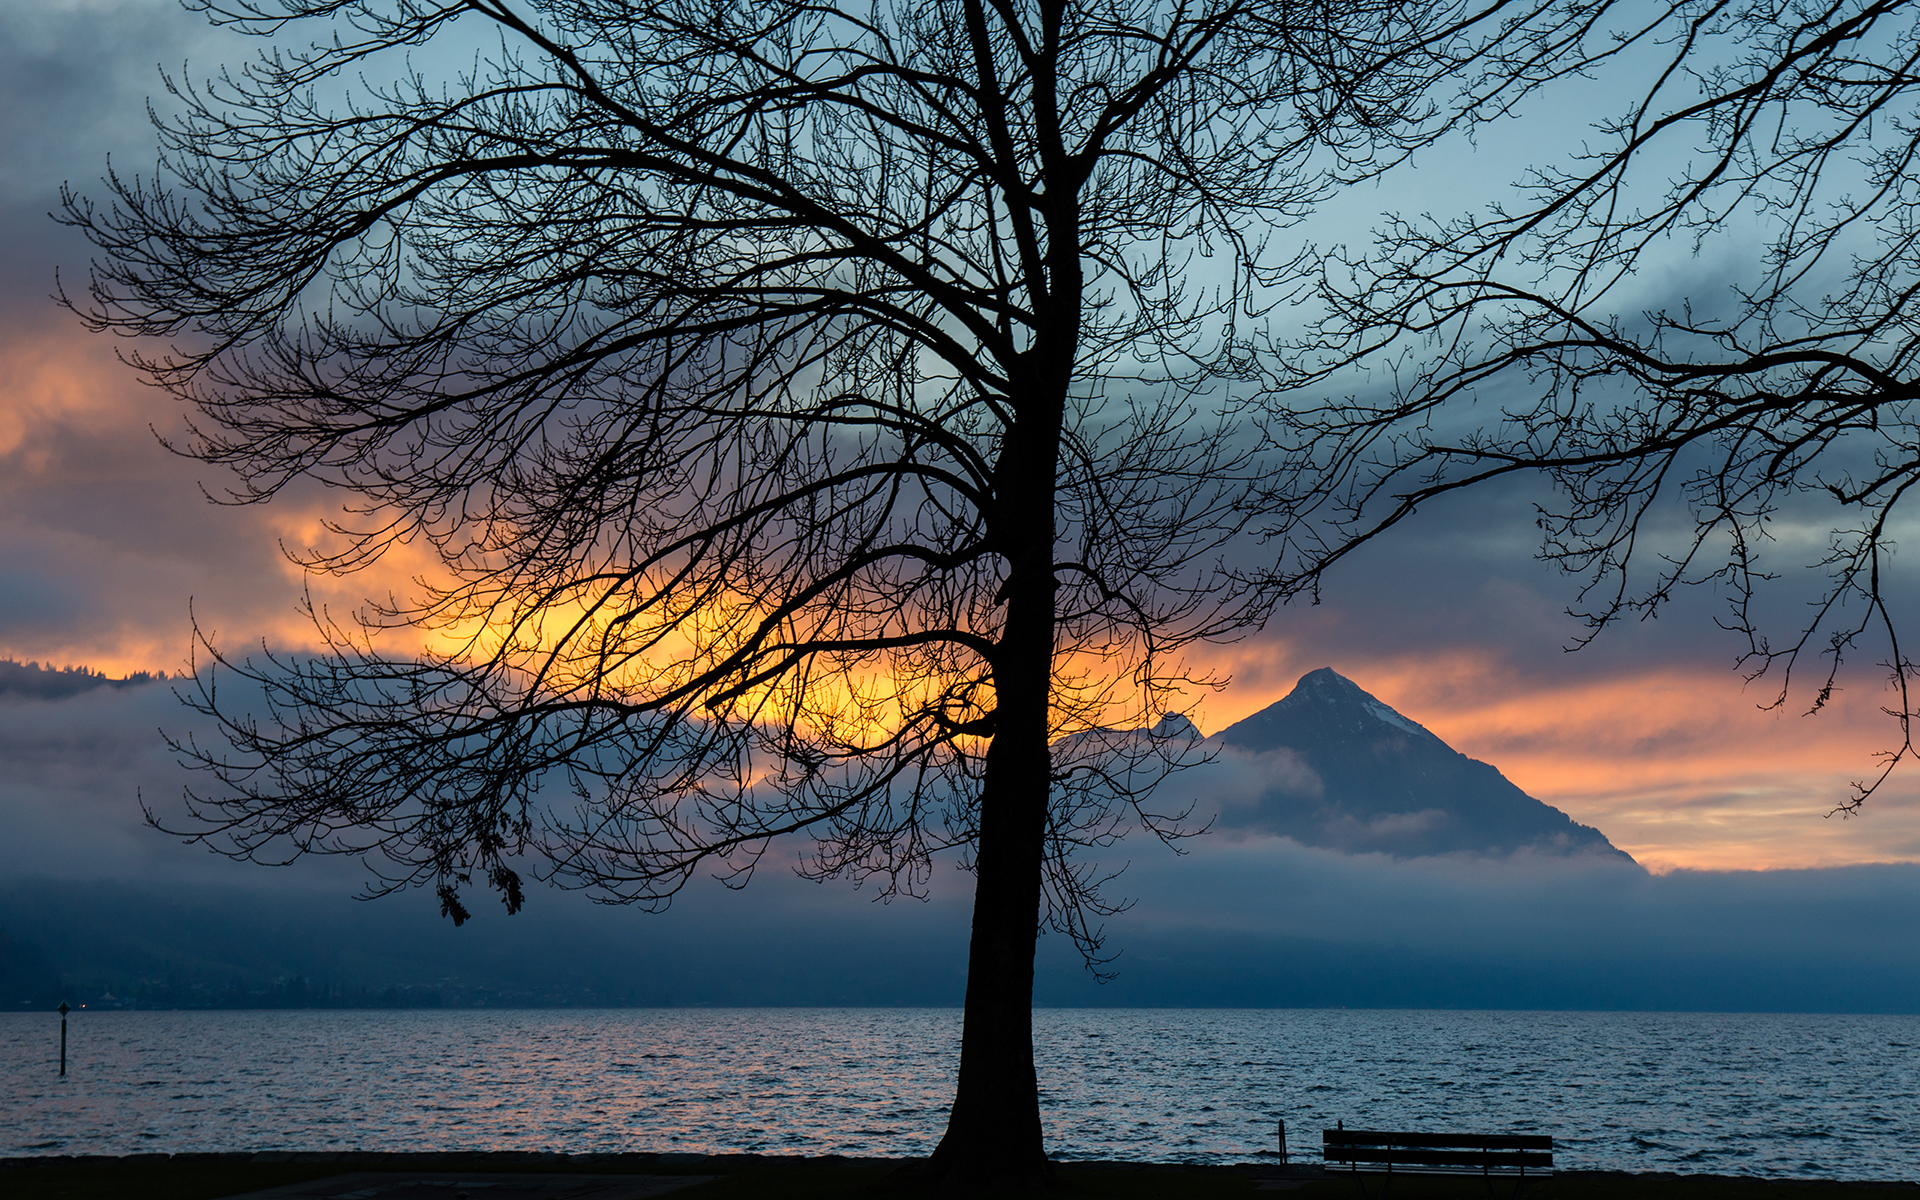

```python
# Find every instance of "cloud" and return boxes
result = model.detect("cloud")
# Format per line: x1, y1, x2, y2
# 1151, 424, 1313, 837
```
1202, 746, 1325, 822
2, 0, 1916, 885
0, 3, 443, 676
6, 790, 1917, 1012
0, 309, 471, 676
0, 315, 304, 673
0, 674, 324, 888
0, 1, 208, 191
6, 318, 1917, 874
0, 0, 243, 319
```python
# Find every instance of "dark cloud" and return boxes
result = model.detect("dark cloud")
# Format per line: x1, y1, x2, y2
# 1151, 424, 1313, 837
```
0, 569, 90, 632
0, 673, 255, 886
0, 0, 1842, 694
0, 1, 234, 302
1032, 840, 1920, 1011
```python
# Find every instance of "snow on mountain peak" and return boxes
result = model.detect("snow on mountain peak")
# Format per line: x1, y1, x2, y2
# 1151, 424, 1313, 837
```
1287, 668, 1441, 742
1363, 697, 1437, 739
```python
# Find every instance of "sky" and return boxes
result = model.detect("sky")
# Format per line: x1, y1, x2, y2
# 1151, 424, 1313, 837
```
4, 0, 1920, 956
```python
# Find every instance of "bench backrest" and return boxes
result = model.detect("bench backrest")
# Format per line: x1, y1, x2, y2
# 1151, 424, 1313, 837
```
1323, 1129, 1553, 1172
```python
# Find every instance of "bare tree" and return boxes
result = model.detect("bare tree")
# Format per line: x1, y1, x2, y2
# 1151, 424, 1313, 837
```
1270, 0, 1920, 811
64, 0, 1620, 1183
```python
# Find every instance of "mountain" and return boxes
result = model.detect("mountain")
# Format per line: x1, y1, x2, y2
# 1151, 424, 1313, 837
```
1210, 667, 1633, 861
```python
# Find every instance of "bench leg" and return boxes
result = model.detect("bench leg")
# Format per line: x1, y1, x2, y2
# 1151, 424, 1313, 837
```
1502, 1165, 1529, 1200
1348, 1161, 1391, 1200
1345, 1160, 1389, 1200
1481, 1163, 1534, 1200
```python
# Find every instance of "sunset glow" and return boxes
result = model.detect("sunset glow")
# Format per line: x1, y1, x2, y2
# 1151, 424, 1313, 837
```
8, 305, 1920, 873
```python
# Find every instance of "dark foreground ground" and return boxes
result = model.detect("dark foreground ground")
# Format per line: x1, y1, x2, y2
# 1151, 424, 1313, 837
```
4, 1152, 1917, 1200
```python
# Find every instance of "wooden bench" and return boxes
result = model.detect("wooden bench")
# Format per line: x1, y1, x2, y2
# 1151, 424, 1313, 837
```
1322, 1128, 1553, 1198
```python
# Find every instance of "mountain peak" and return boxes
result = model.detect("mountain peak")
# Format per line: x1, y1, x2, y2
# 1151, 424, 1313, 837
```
1233, 668, 1443, 747
1213, 669, 1632, 863
1150, 712, 1201, 740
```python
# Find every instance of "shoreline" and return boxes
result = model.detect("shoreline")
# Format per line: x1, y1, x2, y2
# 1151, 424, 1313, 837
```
5, 1150, 1918, 1188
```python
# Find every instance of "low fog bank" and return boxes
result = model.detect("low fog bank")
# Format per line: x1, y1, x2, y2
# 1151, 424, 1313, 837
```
5, 846, 1916, 1012
4, 679, 1917, 1012
1035, 840, 1920, 1011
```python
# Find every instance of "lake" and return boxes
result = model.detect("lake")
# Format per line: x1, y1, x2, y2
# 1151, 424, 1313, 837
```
2, 1008, 1915, 1179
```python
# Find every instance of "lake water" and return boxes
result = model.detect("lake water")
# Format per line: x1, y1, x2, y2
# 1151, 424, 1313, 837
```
2, 1008, 1916, 1179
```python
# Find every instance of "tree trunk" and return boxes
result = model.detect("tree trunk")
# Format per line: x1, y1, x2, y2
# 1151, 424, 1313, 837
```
925, 406, 1062, 1188
926, 648, 1053, 1185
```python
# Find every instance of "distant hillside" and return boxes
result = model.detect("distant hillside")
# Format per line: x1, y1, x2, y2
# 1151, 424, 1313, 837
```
1212, 667, 1633, 861
0, 877, 970, 1012
9, 862, 1920, 1013
0, 659, 168, 701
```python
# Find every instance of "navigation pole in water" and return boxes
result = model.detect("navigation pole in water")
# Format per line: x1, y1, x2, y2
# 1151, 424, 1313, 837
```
57, 1000, 68, 1076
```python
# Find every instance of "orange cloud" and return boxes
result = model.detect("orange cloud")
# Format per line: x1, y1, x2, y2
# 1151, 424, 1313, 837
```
0, 317, 992, 747
0, 315, 424, 674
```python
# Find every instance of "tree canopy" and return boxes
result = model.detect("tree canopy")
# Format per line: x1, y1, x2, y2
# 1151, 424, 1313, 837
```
62, 0, 1886, 1183
1272, 0, 1920, 809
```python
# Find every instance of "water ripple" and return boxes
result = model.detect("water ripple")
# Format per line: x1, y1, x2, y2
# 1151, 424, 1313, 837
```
1, 1009, 1915, 1179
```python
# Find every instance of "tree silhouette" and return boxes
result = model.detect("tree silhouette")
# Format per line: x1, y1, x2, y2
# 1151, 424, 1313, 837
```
65, 0, 1622, 1183
1270, 0, 1920, 813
